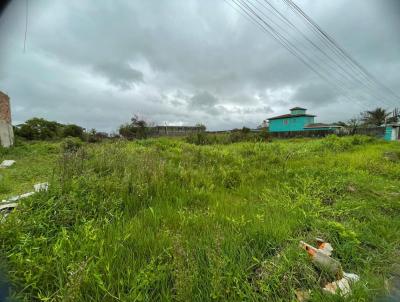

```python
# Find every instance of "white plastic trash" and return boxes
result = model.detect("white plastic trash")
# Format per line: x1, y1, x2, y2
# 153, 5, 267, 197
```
0, 202, 18, 211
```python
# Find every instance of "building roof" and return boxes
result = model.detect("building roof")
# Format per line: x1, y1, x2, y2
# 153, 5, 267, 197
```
267, 113, 315, 120
290, 107, 307, 110
304, 123, 342, 129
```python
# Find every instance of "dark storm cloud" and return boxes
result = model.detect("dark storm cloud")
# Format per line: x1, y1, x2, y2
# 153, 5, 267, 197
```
94, 62, 144, 90
291, 82, 339, 108
0, 0, 399, 131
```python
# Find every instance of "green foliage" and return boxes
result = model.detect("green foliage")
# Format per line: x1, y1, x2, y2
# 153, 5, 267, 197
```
186, 128, 270, 145
15, 118, 63, 140
86, 129, 108, 143
62, 124, 84, 139
0, 136, 399, 301
15, 118, 86, 141
361, 107, 391, 126
61, 137, 83, 153
119, 115, 149, 140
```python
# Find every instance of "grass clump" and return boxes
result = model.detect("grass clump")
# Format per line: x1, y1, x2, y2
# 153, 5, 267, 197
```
0, 136, 399, 301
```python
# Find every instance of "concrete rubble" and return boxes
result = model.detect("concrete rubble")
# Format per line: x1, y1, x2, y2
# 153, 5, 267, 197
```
0, 182, 49, 219
34, 182, 49, 192
323, 272, 360, 296
0, 160, 15, 168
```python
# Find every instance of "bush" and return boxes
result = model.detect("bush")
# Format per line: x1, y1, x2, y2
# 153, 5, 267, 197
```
15, 118, 86, 141
86, 129, 108, 143
62, 124, 84, 139
15, 118, 62, 140
61, 137, 83, 153
119, 115, 148, 140
185, 132, 211, 145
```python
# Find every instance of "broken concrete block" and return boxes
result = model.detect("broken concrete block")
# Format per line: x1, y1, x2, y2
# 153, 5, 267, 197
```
2, 191, 35, 204
323, 272, 360, 296
0, 160, 15, 168
34, 182, 49, 192
0, 202, 18, 211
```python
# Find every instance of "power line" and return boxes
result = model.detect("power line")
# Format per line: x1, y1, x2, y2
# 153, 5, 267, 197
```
282, 0, 400, 105
225, 0, 399, 108
257, 0, 395, 105
248, 0, 362, 94
230, 0, 361, 103
259, 0, 385, 102
23, 0, 28, 53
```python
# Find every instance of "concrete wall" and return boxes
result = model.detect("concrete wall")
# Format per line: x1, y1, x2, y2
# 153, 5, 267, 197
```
384, 125, 399, 141
384, 126, 392, 141
0, 121, 14, 147
0, 91, 14, 147
148, 126, 203, 137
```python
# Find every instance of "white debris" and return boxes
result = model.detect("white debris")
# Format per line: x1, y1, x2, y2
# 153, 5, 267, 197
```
300, 239, 360, 297
323, 272, 360, 296
34, 182, 49, 192
1, 181, 50, 222
0, 202, 18, 211
1, 182, 49, 209
5, 192, 35, 203
316, 238, 334, 256
0, 160, 15, 168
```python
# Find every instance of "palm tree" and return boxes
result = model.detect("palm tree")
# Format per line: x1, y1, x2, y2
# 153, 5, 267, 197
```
388, 108, 399, 124
361, 107, 391, 126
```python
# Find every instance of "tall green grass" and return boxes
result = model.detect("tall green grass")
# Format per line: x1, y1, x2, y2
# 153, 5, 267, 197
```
0, 136, 399, 301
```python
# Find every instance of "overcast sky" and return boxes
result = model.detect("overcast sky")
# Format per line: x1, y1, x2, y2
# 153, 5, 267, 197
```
0, 0, 399, 131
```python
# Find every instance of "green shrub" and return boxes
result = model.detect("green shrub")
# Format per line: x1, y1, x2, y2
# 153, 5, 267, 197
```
61, 137, 83, 153
62, 124, 84, 139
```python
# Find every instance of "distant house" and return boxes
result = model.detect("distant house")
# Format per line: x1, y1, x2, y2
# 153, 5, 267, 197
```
267, 107, 399, 141
267, 107, 316, 132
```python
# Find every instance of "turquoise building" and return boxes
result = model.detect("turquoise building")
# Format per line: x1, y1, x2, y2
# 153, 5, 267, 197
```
267, 107, 399, 140
268, 107, 316, 132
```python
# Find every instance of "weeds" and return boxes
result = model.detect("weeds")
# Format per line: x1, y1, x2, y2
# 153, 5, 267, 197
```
0, 136, 399, 301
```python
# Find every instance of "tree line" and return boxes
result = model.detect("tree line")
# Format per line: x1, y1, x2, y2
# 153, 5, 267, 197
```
13, 107, 399, 143
337, 107, 399, 134
14, 118, 108, 142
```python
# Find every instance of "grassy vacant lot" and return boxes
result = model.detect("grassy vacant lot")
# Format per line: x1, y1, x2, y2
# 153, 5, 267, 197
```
0, 136, 399, 301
